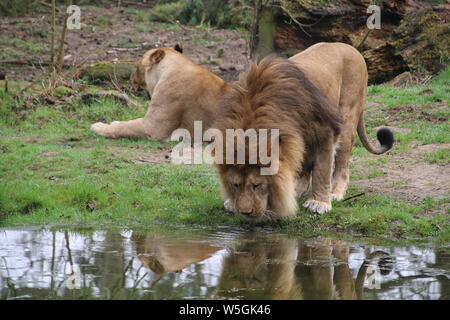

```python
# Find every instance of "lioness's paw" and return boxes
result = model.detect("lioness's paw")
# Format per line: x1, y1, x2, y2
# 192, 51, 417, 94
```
91, 122, 112, 137
224, 200, 236, 214
303, 199, 332, 215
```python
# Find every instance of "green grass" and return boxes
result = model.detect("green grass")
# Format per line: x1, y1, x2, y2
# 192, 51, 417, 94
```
135, 24, 152, 33
0, 37, 47, 60
0, 92, 238, 228
283, 188, 450, 241
94, 15, 114, 29
423, 148, 450, 165
353, 68, 450, 157
0, 69, 449, 242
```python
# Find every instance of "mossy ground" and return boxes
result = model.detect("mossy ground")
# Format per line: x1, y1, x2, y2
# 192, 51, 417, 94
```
0, 68, 448, 242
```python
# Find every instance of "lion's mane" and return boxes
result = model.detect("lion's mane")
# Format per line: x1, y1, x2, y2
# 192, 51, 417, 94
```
213, 57, 342, 219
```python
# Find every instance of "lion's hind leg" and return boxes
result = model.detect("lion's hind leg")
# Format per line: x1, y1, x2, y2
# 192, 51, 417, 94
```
332, 127, 356, 201
295, 172, 311, 198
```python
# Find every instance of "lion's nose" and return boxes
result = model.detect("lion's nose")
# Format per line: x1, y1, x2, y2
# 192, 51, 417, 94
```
131, 82, 140, 90
238, 208, 253, 216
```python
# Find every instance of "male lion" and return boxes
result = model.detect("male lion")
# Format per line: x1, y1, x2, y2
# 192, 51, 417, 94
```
214, 42, 394, 221
91, 45, 228, 140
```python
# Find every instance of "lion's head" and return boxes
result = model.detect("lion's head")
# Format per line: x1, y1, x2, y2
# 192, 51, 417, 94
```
213, 57, 342, 222
220, 166, 270, 217
215, 233, 302, 299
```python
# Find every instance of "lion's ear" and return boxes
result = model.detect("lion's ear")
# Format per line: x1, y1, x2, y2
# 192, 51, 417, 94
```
174, 43, 183, 53
149, 49, 166, 64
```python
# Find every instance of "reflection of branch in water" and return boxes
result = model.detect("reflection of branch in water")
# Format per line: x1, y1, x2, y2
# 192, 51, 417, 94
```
1, 257, 17, 299
107, 257, 135, 300
124, 257, 134, 275
354, 250, 439, 300
381, 276, 439, 300
134, 264, 143, 279
132, 271, 148, 291
389, 274, 438, 285
408, 282, 434, 300
50, 231, 56, 292
3, 277, 17, 300
1, 256, 11, 278
64, 231, 74, 272
148, 275, 163, 291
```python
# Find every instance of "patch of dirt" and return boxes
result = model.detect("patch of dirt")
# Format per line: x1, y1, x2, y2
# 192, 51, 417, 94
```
39, 151, 60, 157
366, 101, 383, 108
378, 125, 412, 135
132, 155, 170, 164
0, 4, 249, 83
108, 144, 172, 164
384, 105, 448, 123
23, 136, 43, 143
353, 144, 450, 203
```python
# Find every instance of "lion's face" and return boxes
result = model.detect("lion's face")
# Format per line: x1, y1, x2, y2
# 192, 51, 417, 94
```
130, 48, 165, 91
131, 60, 147, 89
221, 166, 272, 220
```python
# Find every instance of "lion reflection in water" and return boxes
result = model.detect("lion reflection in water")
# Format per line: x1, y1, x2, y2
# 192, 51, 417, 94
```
132, 233, 386, 300
216, 236, 358, 300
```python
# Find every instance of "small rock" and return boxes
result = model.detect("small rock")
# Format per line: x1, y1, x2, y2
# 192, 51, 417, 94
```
219, 64, 237, 72
18, 110, 28, 120
53, 86, 74, 98
419, 88, 434, 96
86, 202, 96, 212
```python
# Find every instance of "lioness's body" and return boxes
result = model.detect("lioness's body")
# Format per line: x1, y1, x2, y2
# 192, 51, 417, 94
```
91, 47, 228, 140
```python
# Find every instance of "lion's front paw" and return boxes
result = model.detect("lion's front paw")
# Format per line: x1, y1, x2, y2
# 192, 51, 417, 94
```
224, 199, 236, 214
303, 199, 332, 215
91, 122, 113, 138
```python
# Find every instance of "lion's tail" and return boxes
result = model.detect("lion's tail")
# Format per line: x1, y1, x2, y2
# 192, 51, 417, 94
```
355, 250, 392, 300
357, 115, 394, 155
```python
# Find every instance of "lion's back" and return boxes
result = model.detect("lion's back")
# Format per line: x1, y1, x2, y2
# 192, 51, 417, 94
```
289, 42, 367, 104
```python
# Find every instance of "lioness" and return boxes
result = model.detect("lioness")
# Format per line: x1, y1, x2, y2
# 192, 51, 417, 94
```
91, 45, 228, 140
214, 42, 394, 220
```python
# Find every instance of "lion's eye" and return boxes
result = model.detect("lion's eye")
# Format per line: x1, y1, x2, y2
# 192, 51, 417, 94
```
233, 183, 240, 189
253, 184, 262, 190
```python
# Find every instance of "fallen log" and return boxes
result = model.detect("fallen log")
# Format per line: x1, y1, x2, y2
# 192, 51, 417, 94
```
80, 90, 143, 111
251, 0, 450, 84
79, 61, 136, 83
0, 60, 50, 66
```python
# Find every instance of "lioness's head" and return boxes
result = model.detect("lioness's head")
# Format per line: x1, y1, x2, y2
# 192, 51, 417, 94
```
131, 44, 183, 90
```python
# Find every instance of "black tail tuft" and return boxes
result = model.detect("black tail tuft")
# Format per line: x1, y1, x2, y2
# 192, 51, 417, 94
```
376, 127, 394, 152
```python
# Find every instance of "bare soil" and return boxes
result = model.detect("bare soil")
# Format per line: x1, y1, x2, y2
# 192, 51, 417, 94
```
353, 144, 450, 203
0, 3, 249, 82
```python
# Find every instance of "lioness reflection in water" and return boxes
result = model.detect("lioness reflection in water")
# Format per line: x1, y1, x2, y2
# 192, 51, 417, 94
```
131, 234, 222, 274
132, 233, 386, 300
